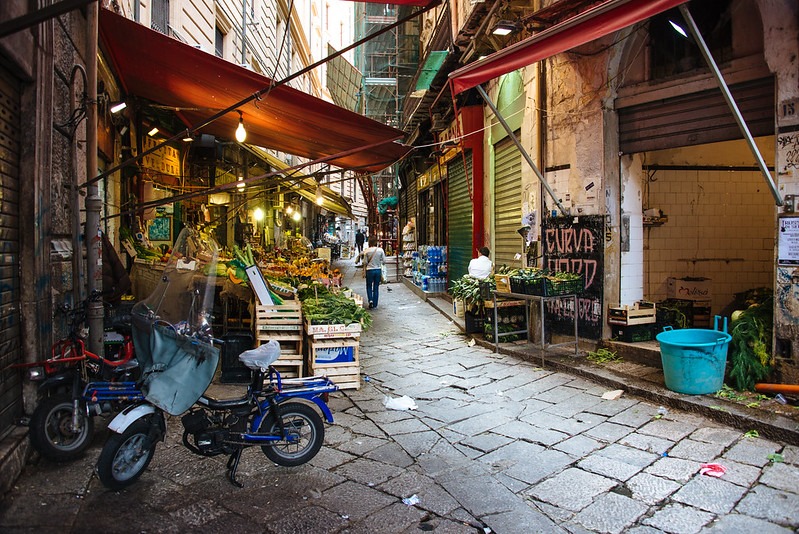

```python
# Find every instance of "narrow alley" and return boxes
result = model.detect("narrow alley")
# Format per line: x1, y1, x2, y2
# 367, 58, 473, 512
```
0, 258, 797, 534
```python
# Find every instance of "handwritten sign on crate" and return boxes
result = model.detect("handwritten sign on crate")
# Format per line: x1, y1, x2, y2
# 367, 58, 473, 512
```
305, 322, 362, 336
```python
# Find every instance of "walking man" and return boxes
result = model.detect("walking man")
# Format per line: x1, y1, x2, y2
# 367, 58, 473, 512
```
355, 229, 365, 255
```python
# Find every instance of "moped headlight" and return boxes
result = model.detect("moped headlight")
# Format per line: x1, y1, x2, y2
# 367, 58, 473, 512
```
27, 367, 46, 381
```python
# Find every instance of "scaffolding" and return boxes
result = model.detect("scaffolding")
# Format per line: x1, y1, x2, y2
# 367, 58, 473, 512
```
354, 3, 419, 202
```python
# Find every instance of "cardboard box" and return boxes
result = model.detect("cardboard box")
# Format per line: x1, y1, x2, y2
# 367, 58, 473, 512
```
667, 277, 711, 301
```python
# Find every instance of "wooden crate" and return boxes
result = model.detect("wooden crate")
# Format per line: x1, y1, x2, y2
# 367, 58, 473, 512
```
608, 301, 656, 326
254, 301, 304, 378
307, 338, 360, 390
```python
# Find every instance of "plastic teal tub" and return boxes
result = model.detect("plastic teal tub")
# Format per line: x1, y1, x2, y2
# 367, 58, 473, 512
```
656, 316, 731, 395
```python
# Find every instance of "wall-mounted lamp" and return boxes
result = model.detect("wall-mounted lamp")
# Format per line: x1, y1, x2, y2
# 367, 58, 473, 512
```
147, 127, 159, 137
235, 111, 247, 143
492, 20, 517, 36
110, 101, 127, 114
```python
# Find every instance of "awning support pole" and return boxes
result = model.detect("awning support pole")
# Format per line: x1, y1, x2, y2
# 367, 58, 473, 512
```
476, 85, 568, 215
679, 4, 782, 206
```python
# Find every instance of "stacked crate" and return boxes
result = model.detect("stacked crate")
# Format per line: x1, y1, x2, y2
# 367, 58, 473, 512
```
252, 301, 304, 378
305, 322, 361, 390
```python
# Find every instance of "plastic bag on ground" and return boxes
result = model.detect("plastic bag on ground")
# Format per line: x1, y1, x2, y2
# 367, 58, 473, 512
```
384, 395, 418, 411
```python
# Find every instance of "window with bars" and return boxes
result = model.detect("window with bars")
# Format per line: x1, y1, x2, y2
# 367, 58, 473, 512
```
151, 0, 169, 34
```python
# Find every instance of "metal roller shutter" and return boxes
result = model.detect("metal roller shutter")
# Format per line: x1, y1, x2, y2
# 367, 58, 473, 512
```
618, 77, 775, 154
406, 177, 417, 227
447, 151, 473, 283
0, 65, 22, 438
493, 137, 522, 270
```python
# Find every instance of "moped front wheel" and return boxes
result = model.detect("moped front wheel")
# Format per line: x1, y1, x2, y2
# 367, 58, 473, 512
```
96, 419, 156, 490
260, 402, 324, 467
29, 394, 94, 462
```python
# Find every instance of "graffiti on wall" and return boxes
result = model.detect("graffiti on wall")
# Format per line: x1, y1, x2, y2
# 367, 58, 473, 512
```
777, 133, 799, 171
542, 215, 604, 339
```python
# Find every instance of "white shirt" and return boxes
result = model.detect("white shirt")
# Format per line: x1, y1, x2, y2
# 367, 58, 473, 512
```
468, 255, 492, 279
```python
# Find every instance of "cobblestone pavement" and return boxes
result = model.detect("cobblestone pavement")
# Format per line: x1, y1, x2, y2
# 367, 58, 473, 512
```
1, 259, 798, 533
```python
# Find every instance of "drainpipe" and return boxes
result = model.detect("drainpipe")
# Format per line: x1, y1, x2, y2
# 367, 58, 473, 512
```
85, 3, 103, 355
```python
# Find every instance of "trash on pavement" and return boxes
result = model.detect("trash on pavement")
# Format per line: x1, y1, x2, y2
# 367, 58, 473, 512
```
699, 463, 727, 477
601, 389, 624, 400
384, 395, 418, 410
468, 339, 476, 347
402, 494, 420, 506
654, 406, 668, 419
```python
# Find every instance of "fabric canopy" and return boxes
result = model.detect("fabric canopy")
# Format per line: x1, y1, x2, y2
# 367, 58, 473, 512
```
99, 8, 410, 173
449, 0, 687, 95
246, 145, 353, 218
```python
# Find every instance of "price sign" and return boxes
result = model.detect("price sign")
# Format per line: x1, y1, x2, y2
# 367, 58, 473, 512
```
778, 216, 799, 265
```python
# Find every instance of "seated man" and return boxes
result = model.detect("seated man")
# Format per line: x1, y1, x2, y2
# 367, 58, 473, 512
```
468, 247, 493, 279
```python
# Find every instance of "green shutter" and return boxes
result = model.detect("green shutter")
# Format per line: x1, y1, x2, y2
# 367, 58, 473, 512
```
447, 152, 473, 284
493, 137, 522, 270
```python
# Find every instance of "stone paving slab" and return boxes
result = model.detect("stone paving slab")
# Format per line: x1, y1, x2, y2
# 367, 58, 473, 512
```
1, 261, 798, 534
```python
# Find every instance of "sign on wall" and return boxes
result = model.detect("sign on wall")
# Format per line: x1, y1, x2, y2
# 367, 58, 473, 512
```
778, 216, 799, 266
542, 215, 604, 339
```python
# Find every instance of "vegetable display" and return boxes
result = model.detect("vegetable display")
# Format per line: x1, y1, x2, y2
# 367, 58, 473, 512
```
298, 284, 372, 330
728, 288, 774, 391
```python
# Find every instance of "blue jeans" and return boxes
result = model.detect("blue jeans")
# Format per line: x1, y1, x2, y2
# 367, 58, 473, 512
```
365, 268, 381, 307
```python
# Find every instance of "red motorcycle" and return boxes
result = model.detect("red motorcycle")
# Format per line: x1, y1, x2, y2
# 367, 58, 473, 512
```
15, 295, 141, 461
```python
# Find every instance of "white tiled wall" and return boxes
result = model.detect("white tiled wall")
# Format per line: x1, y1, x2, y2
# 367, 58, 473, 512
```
644, 167, 774, 314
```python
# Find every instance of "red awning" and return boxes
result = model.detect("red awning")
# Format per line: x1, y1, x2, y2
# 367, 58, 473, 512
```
339, 0, 432, 4
449, 0, 687, 95
99, 9, 410, 173
340, 0, 440, 7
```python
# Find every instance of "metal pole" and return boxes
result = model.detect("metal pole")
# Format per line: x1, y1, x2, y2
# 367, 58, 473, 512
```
85, 3, 104, 355
678, 4, 782, 206
475, 85, 568, 215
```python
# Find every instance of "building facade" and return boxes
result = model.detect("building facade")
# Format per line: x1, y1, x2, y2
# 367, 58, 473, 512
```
401, 0, 798, 378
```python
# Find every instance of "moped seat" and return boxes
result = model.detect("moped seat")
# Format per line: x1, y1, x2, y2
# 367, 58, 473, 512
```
196, 394, 250, 410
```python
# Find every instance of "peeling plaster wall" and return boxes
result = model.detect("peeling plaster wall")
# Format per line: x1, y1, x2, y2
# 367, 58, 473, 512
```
760, 0, 799, 372
545, 51, 608, 215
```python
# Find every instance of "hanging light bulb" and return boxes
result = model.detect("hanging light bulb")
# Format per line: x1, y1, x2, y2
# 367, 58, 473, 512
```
315, 185, 324, 206
237, 176, 245, 190
292, 211, 302, 222
285, 204, 294, 215
235, 111, 247, 143
253, 207, 264, 221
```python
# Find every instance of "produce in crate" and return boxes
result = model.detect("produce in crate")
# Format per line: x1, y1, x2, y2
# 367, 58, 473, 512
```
298, 284, 372, 330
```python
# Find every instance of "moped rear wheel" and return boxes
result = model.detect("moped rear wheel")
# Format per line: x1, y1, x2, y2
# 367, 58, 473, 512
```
260, 402, 324, 467
29, 394, 94, 462
96, 419, 156, 490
